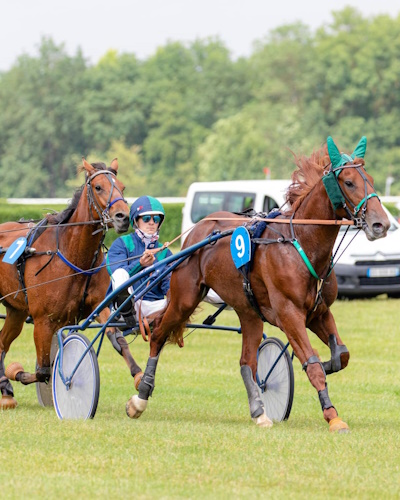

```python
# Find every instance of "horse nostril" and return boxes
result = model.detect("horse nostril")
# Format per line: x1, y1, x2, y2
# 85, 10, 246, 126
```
372, 222, 384, 235
115, 212, 128, 221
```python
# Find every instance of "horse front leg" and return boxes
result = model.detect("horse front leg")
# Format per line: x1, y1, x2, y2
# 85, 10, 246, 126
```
0, 308, 28, 409
238, 312, 273, 428
125, 312, 170, 419
307, 309, 350, 375
277, 304, 349, 433
125, 285, 203, 420
11, 317, 54, 386
0, 350, 18, 409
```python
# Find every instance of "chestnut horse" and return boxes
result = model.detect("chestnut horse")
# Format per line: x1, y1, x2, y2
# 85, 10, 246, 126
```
126, 136, 390, 432
0, 159, 142, 409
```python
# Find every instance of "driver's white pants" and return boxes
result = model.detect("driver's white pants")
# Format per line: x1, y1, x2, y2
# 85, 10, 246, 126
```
111, 268, 167, 317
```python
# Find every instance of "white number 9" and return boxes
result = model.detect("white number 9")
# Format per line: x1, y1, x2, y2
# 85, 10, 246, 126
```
235, 234, 245, 258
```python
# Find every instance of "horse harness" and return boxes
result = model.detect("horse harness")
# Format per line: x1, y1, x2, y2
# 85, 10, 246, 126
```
0, 169, 127, 321
236, 160, 381, 321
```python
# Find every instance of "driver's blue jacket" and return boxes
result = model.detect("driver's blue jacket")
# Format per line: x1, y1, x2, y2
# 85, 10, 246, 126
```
106, 232, 172, 301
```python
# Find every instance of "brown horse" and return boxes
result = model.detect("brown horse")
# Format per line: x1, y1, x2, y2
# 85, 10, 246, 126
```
126, 136, 390, 432
0, 159, 142, 410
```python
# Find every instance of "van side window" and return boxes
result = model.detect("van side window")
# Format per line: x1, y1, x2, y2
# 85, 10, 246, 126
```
263, 196, 279, 213
191, 192, 255, 222
227, 194, 254, 212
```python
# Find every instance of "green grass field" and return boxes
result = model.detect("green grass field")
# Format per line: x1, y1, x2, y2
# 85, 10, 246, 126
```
1, 299, 400, 499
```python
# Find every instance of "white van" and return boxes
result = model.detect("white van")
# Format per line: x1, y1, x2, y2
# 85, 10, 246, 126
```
181, 180, 400, 298
181, 179, 291, 243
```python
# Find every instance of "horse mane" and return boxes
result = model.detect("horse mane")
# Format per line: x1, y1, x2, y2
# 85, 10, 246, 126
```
285, 144, 331, 214
47, 162, 115, 225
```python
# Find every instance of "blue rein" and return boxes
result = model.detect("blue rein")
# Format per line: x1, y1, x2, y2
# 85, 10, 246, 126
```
56, 250, 105, 276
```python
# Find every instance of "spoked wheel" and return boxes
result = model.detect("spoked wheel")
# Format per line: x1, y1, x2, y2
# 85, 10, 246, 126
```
256, 337, 294, 422
36, 334, 59, 407
52, 333, 100, 420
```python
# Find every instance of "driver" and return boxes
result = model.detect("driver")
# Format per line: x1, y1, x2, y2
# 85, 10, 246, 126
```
106, 195, 172, 326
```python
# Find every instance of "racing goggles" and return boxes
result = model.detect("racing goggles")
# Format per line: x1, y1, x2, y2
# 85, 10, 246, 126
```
141, 215, 162, 224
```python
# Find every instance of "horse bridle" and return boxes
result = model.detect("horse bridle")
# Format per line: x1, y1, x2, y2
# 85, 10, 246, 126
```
86, 169, 128, 231
323, 162, 380, 228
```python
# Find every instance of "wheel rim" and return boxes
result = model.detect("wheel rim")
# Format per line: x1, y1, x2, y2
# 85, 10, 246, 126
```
52, 334, 99, 420
256, 338, 293, 422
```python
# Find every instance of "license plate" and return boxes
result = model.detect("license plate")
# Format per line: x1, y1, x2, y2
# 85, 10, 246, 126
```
367, 267, 400, 278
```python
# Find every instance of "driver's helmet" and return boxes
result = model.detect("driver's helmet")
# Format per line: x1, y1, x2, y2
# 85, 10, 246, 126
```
129, 196, 165, 228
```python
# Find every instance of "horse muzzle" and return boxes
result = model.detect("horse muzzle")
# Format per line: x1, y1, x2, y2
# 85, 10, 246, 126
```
112, 213, 130, 234
363, 217, 390, 241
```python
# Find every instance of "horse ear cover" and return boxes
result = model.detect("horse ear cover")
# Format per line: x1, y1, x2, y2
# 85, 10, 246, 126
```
351, 136, 367, 160
323, 135, 367, 210
324, 136, 346, 210
327, 136, 343, 170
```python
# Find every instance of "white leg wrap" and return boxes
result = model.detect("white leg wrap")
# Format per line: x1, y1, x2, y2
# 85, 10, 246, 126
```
126, 395, 148, 419
252, 410, 273, 428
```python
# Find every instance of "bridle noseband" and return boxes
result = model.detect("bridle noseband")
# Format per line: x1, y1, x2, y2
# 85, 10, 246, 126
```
85, 169, 128, 232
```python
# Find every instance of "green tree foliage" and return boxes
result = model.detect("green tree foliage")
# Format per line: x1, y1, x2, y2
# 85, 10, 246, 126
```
0, 38, 87, 197
1, 9, 400, 198
198, 112, 268, 180
79, 50, 146, 153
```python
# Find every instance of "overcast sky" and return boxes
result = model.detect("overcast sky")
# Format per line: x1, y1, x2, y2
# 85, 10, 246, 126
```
1, 0, 400, 72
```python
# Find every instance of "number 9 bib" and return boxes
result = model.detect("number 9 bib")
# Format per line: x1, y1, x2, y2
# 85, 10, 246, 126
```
230, 227, 251, 269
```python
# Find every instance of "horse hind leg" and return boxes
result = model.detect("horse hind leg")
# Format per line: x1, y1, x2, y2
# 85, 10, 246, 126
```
241, 365, 273, 428
238, 313, 273, 428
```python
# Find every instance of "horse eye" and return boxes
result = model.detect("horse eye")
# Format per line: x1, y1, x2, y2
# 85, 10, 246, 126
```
344, 180, 353, 188
95, 185, 102, 192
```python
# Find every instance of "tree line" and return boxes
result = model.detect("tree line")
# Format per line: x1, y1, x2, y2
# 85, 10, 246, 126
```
0, 7, 399, 199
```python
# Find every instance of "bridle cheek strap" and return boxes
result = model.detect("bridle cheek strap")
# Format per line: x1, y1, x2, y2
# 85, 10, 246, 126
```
323, 166, 380, 227
86, 171, 128, 230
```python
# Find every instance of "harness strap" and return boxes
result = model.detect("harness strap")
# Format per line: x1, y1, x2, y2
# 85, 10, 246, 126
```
291, 239, 320, 280
78, 236, 106, 322
138, 305, 152, 342
15, 218, 50, 303
237, 219, 273, 323
239, 266, 268, 322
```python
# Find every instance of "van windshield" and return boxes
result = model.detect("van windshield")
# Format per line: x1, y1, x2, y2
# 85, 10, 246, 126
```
191, 192, 255, 222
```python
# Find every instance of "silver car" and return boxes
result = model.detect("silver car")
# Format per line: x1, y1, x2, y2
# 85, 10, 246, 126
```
334, 207, 400, 298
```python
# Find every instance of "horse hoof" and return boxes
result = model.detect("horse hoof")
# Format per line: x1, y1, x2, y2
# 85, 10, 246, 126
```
329, 417, 350, 433
5, 362, 24, 381
252, 411, 273, 428
0, 395, 18, 410
134, 372, 143, 391
126, 395, 148, 419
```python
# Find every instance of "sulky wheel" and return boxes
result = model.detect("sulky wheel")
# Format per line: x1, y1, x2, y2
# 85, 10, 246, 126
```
256, 337, 294, 422
52, 333, 100, 420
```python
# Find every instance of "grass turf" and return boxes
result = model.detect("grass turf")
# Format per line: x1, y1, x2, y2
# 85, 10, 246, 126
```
1, 298, 400, 499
